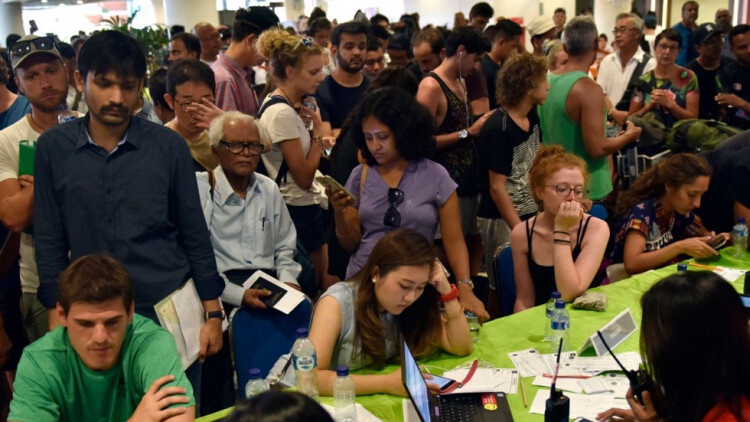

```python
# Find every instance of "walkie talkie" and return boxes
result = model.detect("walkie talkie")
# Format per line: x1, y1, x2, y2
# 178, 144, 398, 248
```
596, 330, 650, 405
544, 339, 570, 422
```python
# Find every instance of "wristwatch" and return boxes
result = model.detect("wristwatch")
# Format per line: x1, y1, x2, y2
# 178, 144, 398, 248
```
204, 308, 226, 321
457, 278, 475, 289
458, 129, 469, 139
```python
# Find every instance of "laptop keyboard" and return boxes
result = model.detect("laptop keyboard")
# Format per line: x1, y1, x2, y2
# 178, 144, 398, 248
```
437, 395, 481, 421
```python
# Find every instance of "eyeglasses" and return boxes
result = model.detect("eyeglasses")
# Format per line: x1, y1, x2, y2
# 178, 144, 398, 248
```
547, 185, 589, 198
176, 98, 216, 112
295, 37, 314, 50
656, 43, 679, 51
612, 26, 638, 35
219, 140, 264, 155
383, 188, 404, 228
10, 36, 57, 59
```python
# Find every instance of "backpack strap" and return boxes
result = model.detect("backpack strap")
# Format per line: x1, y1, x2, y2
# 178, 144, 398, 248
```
257, 95, 293, 186
616, 53, 653, 111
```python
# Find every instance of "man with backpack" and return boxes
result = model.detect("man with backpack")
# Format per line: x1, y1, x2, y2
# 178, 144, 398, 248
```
597, 13, 656, 126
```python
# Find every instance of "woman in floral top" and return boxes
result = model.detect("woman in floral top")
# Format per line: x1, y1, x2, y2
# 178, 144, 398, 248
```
611, 153, 730, 275
629, 28, 699, 128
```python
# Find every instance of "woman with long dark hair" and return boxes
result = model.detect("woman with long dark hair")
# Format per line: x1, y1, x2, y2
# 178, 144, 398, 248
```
597, 271, 750, 421
308, 229, 472, 396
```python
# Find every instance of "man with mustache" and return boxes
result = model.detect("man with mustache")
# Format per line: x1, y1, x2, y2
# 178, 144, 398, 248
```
315, 21, 370, 136
32, 30, 224, 413
0, 35, 69, 343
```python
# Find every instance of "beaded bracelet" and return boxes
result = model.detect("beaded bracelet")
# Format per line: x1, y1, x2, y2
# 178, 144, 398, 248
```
553, 239, 571, 245
442, 305, 466, 322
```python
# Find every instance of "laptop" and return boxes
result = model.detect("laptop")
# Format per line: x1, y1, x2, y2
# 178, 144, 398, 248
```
401, 340, 514, 422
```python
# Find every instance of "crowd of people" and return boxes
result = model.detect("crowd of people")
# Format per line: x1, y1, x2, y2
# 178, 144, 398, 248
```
0, 1, 748, 421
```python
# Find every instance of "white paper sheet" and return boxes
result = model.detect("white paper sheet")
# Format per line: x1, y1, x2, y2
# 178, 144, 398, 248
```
321, 403, 381, 422
441, 368, 519, 394
578, 373, 631, 397
713, 266, 745, 282
531, 375, 584, 393
172, 280, 203, 368
567, 351, 642, 373
507, 348, 583, 377
529, 390, 629, 420
403, 398, 421, 422
242, 270, 305, 314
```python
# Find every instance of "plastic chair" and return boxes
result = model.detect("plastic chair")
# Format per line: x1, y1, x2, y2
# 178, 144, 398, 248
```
493, 242, 516, 317
230, 299, 312, 392
589, 203, 608, 221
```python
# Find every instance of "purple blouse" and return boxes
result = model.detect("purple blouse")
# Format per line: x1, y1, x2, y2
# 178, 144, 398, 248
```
344, 158, 457, 278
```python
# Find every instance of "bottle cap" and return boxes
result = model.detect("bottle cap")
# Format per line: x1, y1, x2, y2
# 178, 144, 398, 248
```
248, 368, 261, 379
336, 364, 349, 376
739, 217, 746, 224
677, 264, 687, 271
551, 291, 561, 299
554, 299, 565, 309
296, 327, 309, 338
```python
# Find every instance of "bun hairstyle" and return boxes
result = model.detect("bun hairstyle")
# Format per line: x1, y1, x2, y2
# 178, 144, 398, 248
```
528, 145, 589, 204
256, 29, 322, 82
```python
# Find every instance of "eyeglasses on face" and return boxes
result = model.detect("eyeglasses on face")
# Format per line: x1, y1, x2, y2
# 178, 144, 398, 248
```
383, 187, 404, 228
176, 98, 216, 112
547, 185, 589, 198
219, 140, 264, 155
10, 37, 57, 58
612, 26, 638, 35
656, 43, 679, 51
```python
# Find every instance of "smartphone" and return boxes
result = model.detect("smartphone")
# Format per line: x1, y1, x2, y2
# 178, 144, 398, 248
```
740, 294, 750, 320
425, 374, 458, 391
708, 235, 727, 250
316, 175, 354, 199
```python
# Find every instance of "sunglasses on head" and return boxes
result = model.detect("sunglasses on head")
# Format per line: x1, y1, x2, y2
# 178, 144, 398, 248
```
383, 188, 404, 228
295, 37, 313, 50
10, 37, 57, 59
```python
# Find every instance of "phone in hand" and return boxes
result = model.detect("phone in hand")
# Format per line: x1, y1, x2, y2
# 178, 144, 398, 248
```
316, 176, 355, 200
425, 374, 458, 391
708, 235, 727, 250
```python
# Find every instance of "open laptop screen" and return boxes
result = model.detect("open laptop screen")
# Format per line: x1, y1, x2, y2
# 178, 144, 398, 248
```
403, 340, 432, 421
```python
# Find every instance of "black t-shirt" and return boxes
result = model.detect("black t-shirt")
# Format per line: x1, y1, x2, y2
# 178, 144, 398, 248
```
315, 75, 371, 129
687, 57, 732, 121
718, 60, 750, 129
476, 106, 541, 219
481, 54, 501, 110
698, 132, 750, 233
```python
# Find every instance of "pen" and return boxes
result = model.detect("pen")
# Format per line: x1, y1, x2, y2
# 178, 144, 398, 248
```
261, 216, 266, 231
688, 262, 718, 271
542, 373, 592, 379
519, 378, 528, 407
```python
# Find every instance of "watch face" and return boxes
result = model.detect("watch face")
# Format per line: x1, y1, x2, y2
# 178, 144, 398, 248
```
459, 129, 468, 139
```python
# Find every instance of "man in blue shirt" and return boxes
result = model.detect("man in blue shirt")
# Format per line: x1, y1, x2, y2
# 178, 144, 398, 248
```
32, 30, 224, 410
0, 57, 30, 130
673, 1, 699, 66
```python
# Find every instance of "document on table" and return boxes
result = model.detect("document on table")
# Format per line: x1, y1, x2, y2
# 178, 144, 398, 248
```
531, 375, 583, 393
507, 348, 582, 377
567, 352, 642, 374
579, 373, 630, 397
441, 368, 519, 394
713, 267, 745, 282
242, 270, 304, 314
321, 403, 381, 422
529, 390, 629, 420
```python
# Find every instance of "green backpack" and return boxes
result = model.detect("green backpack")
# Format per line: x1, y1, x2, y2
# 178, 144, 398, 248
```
666, 119, 743, 153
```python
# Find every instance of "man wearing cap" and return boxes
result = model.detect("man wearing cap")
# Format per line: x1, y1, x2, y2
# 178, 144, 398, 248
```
717, 24, 750, 130
597, 13, 655, 126
673, 1, 699, 66
193, 22, 222, 66
687, 23, 732, 120
527, 15, 557, 56
212, 6, 279, 116
0, 35, 69, 343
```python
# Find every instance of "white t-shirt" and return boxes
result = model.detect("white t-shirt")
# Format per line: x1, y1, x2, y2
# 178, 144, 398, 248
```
596, 47, 656, 106
0, 116, 40, 293
258, 99, 327, 207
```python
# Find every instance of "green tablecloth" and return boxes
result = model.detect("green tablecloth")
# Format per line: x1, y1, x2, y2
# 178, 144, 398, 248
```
198, 251, 749, 422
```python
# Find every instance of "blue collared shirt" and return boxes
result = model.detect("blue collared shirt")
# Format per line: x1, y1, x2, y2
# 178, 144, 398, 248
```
34, 115, 223, 319
197, 167, 301, 307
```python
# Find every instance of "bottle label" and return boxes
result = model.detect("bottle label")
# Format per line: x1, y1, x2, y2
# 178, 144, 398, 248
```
733, 227, 748, 237
294, 354, 317, 371
545, 308, 553, 318
551, 320, 569, 330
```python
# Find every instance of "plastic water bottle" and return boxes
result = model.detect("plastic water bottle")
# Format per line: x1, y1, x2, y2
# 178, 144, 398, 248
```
302, 97, 316, 131
733, 218, 748, 258
544, 291, 562, 342
292, 327, 319, 401
677, 264, 688, 273
550, 299, 570, 353
244, 368, 269, 399
332, 365, 357, 422
57, 104, 76, 124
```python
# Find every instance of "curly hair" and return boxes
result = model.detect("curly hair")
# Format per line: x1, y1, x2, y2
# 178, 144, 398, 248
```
353, 229, 442, 368
529, 145, 589, 203
614, 153, 711, 217
351, 87, 435, 166
496, 52, 548, 107
256, 29, 322, 82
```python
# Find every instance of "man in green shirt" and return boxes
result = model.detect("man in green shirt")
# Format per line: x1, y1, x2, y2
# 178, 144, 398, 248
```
9, 254, 195, 422
539, 15, 641, 202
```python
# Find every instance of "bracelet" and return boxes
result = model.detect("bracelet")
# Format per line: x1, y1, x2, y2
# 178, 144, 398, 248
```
442, 304, 465, 321
456, 278, 474, 290
335, 227, 352, 238
440, 283, 460, 302
554, 239, 571, 245
553, 231, 570, 236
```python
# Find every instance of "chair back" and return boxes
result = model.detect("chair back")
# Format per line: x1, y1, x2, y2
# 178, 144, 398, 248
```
231, 300, 312, 391
493, 242, 516, 317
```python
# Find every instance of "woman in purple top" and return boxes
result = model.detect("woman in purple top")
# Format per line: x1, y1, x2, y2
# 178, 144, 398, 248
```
329, 87, 489, 322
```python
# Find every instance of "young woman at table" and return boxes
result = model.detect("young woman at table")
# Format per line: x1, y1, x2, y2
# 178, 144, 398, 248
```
610, 153, 728, 276
308, 229, 473, 396
256, 29, 335, 290
329, 86, 489, 322
510, 146, 610, 312
596, 271, 750, 422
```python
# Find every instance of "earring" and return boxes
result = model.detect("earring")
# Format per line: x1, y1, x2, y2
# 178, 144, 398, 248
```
372, 276, 377, 283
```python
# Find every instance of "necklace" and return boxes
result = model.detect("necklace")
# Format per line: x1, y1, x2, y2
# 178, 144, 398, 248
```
28, 113, 53, 132
277, 85, 295, 104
